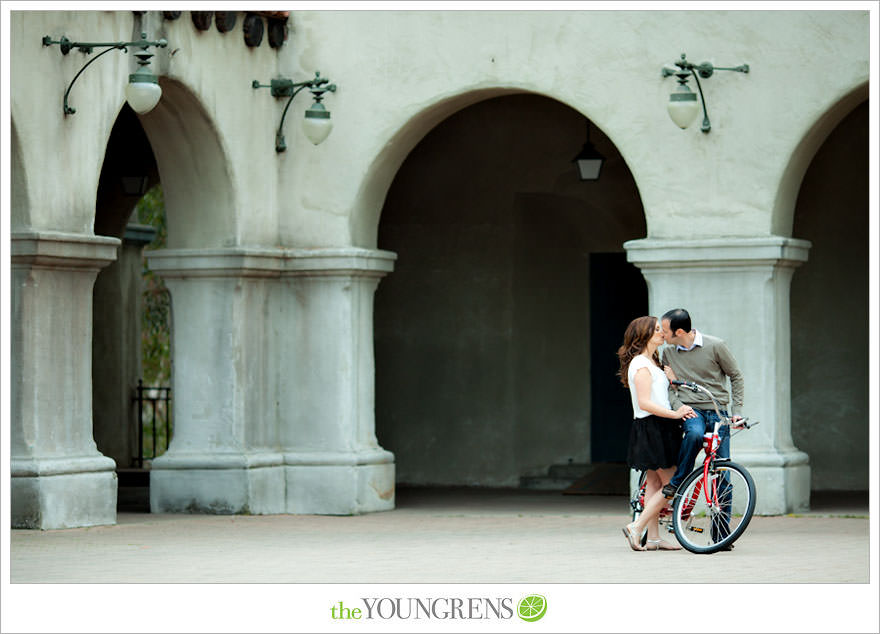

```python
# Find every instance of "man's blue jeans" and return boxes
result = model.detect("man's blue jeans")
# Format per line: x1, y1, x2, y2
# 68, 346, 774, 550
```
668, 408, 731, 490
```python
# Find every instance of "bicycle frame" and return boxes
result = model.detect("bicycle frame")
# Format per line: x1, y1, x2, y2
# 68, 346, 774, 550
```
632, 474, 674, 521
670, 380, 756, 517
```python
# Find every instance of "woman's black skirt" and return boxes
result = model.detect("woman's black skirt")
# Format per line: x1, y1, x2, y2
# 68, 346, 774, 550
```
627, 415, 682, 471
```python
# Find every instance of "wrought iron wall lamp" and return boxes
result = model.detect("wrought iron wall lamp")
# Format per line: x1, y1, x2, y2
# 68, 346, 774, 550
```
661, 53, 749, 132
252, 72, 337, 152
42, 32, 168, 116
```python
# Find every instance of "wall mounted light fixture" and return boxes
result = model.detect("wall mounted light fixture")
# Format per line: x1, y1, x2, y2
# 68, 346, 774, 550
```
661, 53, 749, 133
252, 72, 337, 152
572, 121, 605, 181
43, 32, 168, 116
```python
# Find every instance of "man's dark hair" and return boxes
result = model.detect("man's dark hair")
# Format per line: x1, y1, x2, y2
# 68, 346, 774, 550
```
662, 308, 691, 334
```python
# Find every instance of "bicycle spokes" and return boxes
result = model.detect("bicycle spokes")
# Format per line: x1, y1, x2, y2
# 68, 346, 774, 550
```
679, 479, 701, 522
671, 463, 756, 554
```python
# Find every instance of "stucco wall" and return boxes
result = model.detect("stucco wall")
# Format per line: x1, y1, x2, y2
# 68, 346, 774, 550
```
13, 11, 867, 246
12, 10, 282, 248
283, 10, 868, 246
12, 11, 133, 234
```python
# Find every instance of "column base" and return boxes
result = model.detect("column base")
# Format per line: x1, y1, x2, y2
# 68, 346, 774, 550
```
149, 452, 286, 515
150, 450, 395, 515
736, 449, 811, 515
11, 456, 117, 529
284, 450, 395, 515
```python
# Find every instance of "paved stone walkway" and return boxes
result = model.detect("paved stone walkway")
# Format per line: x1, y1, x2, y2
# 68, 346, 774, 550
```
6, 489, 876, 633
9, 489, 871, 584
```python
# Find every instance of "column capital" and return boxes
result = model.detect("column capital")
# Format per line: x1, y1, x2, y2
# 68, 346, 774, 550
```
624, 236, 812, 269
146, 247, 286, 278
11, 231, 119, 270
146, 246, 396, 278
284, 247, 396, 278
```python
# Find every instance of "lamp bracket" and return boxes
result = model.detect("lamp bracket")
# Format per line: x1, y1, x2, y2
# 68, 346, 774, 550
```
43, 32, 168, 115
661, 54, 749, 79
252, 71, 337, 152
42, 33, 167, 55
661, 53, 749, 133
252, 73, 336, 98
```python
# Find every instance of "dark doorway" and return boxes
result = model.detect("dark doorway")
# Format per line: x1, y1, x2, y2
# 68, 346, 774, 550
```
589, 252, 648, 463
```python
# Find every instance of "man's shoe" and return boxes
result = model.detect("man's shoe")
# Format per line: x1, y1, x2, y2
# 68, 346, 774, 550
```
662, 483, 678, 499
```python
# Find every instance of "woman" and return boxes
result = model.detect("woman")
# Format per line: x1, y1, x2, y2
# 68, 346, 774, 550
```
618, 316, 694, 551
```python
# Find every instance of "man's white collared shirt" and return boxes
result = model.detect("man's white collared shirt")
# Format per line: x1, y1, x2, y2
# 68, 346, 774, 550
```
677, 329, 703, 352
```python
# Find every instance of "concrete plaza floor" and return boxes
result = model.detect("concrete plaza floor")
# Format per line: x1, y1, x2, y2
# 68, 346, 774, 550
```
9, 488, 871, 584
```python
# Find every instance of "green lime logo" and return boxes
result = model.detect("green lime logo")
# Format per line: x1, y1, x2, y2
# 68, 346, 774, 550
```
517, 594, 547, 622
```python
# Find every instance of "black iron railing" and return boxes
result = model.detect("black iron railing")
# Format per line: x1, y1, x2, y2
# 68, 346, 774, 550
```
133, 379, 172, 467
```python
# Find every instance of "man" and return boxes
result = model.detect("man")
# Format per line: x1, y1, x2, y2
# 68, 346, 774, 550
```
659, 308, 744, 500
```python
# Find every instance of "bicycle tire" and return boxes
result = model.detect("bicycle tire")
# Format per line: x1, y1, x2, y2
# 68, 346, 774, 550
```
631, 471, 646, 522
671, 461, 756, 554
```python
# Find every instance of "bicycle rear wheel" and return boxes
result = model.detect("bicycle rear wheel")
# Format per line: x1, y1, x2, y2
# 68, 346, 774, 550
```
672, 461, 756, 554
630, 471, 648, 546
630, 470, 647, 524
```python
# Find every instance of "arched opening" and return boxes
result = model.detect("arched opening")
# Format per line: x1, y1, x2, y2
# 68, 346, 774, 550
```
374, 94, 647, 494
772, 84, 868, 237
92, 104, 165, 511
92, 79, 237, 511
790, 99, 868, 499
139, 79, 238, 249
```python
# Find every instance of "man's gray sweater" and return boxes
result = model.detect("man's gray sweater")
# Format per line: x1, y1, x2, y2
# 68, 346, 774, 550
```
661, 332, 744, 416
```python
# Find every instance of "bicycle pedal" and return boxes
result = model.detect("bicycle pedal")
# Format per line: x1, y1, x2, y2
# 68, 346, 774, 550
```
689, 527, 704, 533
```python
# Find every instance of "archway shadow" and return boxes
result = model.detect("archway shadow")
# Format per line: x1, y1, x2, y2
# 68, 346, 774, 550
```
790, 100, 869, 497
373, 94, 648, 492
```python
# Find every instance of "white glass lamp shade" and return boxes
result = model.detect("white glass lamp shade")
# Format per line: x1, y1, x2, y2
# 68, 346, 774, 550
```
667, 84, 700, 129
302, 102, 333, 145
572, 138, 605, 181
125, 75, 162, 114
576, 158, 603, 181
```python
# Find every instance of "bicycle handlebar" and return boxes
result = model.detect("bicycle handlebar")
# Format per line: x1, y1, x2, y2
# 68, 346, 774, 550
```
669, 380, 758, 429
670, 379, 699, 390
670, 379, 716, 402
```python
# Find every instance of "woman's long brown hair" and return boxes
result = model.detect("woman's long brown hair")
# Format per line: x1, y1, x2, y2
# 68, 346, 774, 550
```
617, 315, 661, 388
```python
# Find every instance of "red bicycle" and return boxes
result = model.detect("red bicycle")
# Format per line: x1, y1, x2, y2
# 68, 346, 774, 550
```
629, 379, 758, 554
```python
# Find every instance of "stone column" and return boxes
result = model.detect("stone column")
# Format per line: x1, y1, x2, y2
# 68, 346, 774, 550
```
11, 232, 120, 529
145, 248, 287, 515
624, 237, 812, 514
281, 248, 397, 515
92, 224, 156, 469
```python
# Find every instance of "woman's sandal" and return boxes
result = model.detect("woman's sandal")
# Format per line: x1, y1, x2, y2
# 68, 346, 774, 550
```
645, 538, 681, 551
622, 523, 645, 551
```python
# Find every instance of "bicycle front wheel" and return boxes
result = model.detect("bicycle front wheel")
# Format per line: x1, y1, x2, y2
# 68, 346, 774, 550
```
672, 461, 756, 554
